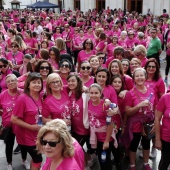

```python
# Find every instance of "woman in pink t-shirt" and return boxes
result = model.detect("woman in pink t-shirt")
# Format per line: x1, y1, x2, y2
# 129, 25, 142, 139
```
58, 60, 72, 86
124, 68, 155, 170
67, 74, 90, 151
48, 47, 60, 71
88, 83, 115, 170
0, 74, 29, 170
155, 93, 170, 169
108, 59, 134, 97
77, 39, 96, 72
36, 119, 83, 170
11, 72, 43, 170
106, 35, 119, 59
79, 61, 94, 88
133, 45, 148, 68
53, 27, 62, 40
6, 41, 24, 71
24, 30, 38, 56
42, 73, 71, 126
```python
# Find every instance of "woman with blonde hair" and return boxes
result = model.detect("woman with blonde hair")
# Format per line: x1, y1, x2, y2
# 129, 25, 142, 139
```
55, 38, 67, 54
42, 73, 71, 127
133, 45, 148, 67
36, 119, 83, 170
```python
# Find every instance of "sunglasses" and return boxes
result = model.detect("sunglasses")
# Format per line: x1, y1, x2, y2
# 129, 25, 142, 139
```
61, 64, 69, 68
0, 64, 7, 68
135, 54, 140, 56
40, 139, 60, 147
147, 65, 156, 69
81, 66, 91, 70
11, 46, 17, 48
98, 57, 104, 60
40, 66, 50, 70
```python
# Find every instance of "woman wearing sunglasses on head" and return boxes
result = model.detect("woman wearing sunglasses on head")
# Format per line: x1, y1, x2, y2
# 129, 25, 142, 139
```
0, 58, 20, 93
79, 61, 94, 88
11, 72, 43, 170
37, 119, 82, 170
34, 60, 53, 95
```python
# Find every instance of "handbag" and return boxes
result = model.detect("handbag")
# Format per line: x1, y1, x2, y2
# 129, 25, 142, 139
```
143, 122, 155, 140
0, 126, 12, 143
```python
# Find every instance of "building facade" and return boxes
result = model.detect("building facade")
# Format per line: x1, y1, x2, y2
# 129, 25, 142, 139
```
3, 0, 170, 16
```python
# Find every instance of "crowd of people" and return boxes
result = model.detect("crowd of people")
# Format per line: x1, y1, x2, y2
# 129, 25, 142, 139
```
0, 6, 170, 170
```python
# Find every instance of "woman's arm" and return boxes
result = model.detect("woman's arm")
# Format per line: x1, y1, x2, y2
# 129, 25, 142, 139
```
125, 100, 150, 116
154, 110, 163, 150
103, 123, 113, 150
11, 115, 40, 131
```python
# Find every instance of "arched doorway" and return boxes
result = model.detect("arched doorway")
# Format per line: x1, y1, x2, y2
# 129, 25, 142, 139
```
96, 0, 105, 13
127, 0, 143, 13
74, 0, 80, 10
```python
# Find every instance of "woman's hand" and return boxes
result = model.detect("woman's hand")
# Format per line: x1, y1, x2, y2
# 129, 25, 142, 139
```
155, 139, 162, 150
103, 140, 109, 150
30, 124, 41, 131
139, 100, 150, 108
118, 90, 127, 99
106, 107, 118, 116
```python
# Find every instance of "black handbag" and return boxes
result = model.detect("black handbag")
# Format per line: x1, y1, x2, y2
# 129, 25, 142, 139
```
143, 122, 155, 140
0, 126, 12, 143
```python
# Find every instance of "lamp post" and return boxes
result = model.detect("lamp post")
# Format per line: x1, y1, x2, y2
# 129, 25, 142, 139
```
124, 0, 126, 16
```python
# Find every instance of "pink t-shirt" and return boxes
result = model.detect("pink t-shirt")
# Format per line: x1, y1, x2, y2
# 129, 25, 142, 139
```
42, 92, 71, 120
145, 78, 165, 105
123, 75, 134, 91
140, 57, 148, 68
102, 85, 118, 104
125, 87, 155, 132
0, 69, 13, 92
88, 99, 110, 142
96, 40, 106, 52
6, 51, 24, 65
42, 157, 81, 170
157, 93, 170, 142
0, 89, 22, 127
118, 38, 127, 48
106, 44, 118, 58
13, 93, 42, 146
24, 38, 38, 54
70, 93, 89, 135
77, 50, 96, 63
83, 77, 94, 88
53, 33, 62, 40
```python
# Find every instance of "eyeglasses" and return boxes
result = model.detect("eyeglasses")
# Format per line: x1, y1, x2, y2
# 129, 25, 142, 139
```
40, 66, 50, 70
40, 139, 60, 147
135, 54, 140, 56
6, 79, 16, 84
122, 64, 129, 67
85, 42, 92, 45
11, 46, 17, 48
61, 64, 69, 68
81, 66, 91, 70
147, 65, 156, 69
151, 32, 156, 34
98, 57, 105, 60
0, 64, 7, 68
50, 81, 60, 85
74, 30, 78, 31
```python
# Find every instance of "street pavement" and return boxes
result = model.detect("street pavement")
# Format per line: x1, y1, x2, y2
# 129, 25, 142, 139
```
0, 51, 169, 170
